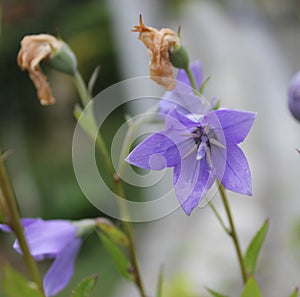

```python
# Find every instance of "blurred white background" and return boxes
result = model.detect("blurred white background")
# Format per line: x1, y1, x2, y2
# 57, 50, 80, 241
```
108, 0, 300, 296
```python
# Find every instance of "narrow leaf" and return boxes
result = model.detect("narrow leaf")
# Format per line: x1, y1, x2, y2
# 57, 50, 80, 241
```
244, 219, 269, 275
289, 287, 299, 297
3, 265, 44, 297
199, 75, 211, 94
97, 231, 134, 281
88, 65, 100, 97
240, 278, 262, 297
96, 218, 129, 247
71, 275, 98, 297
206, 287, 229, 297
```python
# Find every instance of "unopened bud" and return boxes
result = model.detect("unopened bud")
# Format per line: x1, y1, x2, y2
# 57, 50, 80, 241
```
169, 45, 189, 70
48, 42, 77, 75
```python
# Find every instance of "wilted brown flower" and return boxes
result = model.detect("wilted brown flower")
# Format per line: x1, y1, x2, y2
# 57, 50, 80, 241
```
17, 34, 64, 105
132, 15, 180, 91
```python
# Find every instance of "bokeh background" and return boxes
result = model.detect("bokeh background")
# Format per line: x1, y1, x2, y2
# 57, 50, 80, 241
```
0, 0, 300, 296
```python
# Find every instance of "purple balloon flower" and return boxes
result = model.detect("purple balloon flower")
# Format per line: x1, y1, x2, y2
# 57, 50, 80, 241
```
0, 218, 82, 297
126, 107, 256, 215
288, 71, 300, 121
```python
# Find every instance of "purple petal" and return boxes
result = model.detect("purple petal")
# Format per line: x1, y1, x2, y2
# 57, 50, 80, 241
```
205, 109, 256, 144
165, 108, 199, 130
0, 224, 12, 233
159, 61, 205, 115
173, 154, 215, 215
13, 219, 77, 260
0, 218, 39, 233
216, 144, 252, 195
126, 132, 181, 170
43, 238, 82, 297
288, 71, 300, 121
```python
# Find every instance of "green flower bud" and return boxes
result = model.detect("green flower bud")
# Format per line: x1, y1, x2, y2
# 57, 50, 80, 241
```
49, 42, 77, 76
169, 45, 190, 70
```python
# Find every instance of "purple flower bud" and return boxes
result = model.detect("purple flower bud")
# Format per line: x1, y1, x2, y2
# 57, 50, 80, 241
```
288, 71, 300, 121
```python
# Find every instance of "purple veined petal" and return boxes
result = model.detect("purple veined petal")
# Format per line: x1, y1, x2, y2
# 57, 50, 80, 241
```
126, 132, 181, 170
173, 153, 216, 215
216, 144, 252, 195
159, 61, 204, 115
0, 218, 40, 233
13, 219, 78, 261
160, 92, 209, 115
43, 237, 82, 297
165, 108, 200, 130
205, 109, 256, 144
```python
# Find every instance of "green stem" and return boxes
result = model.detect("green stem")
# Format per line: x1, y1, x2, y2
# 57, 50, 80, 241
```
73, 70, 90, 107
72, 70, 146, 297
218, 182, 248, 284
0, 156, 44, 292
185, 66, 198, 92
114, 178, 147, 297
208, 202, 230, 236
73, 69, 114, 186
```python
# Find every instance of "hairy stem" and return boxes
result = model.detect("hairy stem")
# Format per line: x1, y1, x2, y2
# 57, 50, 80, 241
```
218, 182, 248, 284
0, 155, 44, 293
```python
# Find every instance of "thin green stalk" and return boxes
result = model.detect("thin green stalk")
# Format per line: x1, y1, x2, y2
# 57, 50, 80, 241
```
184, 66, 198, 92
0, 156, 44, 292
72, 70, 146, 297
218, 182, 248, 284
208, 202, 230, 236
73, 70, 90, 107
114, 178, 147, 297
73, 69, 114, 186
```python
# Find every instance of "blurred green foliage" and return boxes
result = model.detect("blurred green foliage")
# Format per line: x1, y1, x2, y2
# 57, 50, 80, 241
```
0, 1, 122, 296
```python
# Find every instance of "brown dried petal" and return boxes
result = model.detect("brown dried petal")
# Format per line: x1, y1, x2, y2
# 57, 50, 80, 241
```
132, 16, 179, 91
17, 34, 64, 105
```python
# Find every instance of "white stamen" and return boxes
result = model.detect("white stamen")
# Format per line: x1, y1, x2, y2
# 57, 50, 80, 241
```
183, 145, 197, 159
209, 138, 226, 149
206, 146, 213, 168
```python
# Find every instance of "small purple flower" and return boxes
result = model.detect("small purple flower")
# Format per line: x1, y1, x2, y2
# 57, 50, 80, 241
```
288, 71, 300, 121
126, 108, 256, 215
0, 218, 82, 297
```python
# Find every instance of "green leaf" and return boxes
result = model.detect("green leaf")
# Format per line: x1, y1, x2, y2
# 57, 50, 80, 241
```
199, 75, 211, 94
97, 231, 134, 281
289, 287, 299, 297
88, 65, 100, 97
206, 287, 229, 297
71, 275, 98, 297
240, 278, 262, 297
96, 219, 129, 247
244, 219, 269, 276
3, 265, 44, 297
156, 266, 164, 297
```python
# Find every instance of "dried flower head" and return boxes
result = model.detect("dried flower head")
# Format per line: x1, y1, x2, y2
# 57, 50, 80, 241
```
17, 34, 65, 105
132, 15, 180, 91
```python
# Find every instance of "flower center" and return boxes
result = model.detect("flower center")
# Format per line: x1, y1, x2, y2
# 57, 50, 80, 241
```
193, 126, 210, 161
